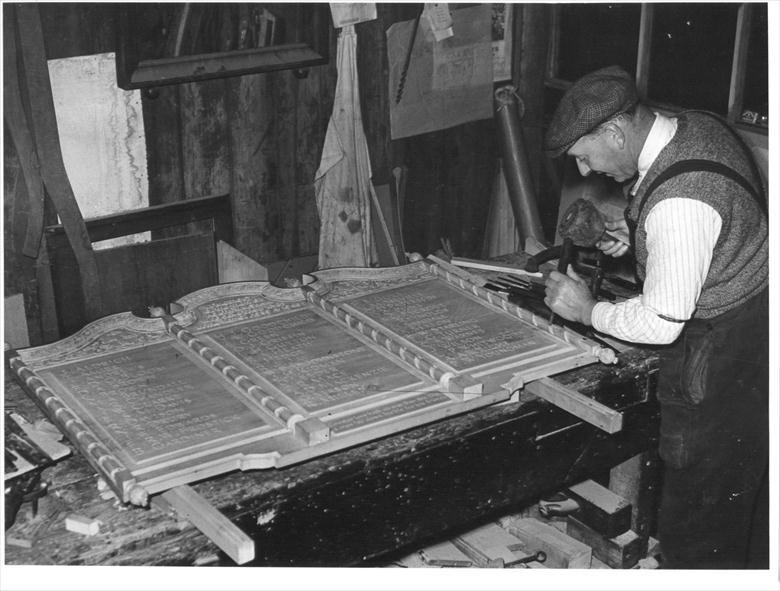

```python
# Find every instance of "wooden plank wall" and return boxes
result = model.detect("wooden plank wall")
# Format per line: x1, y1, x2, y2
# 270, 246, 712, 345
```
3, 4, 553, 345
139, 3, 335, 265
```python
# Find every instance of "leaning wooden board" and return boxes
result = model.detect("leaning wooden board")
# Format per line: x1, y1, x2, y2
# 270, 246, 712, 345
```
8, 258, 615, 507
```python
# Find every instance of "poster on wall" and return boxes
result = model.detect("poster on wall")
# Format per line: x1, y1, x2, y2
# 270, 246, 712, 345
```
387, 4, 494, 140
492, 3, 514, 82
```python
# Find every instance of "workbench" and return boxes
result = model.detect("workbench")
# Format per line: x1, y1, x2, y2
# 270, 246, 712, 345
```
4, 348, 659, 566
4, 258, 661, 566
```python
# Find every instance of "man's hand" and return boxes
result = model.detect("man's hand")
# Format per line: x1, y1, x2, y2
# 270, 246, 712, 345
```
544, 265, 597, 325
597, 219, 630, 257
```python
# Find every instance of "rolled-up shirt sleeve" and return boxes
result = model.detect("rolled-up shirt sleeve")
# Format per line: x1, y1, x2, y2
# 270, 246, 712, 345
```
591, 198, 721, 344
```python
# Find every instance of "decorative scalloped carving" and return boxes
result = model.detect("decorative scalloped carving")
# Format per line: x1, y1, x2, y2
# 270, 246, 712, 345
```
314, 262, 432, 301
18, 313, 170, 368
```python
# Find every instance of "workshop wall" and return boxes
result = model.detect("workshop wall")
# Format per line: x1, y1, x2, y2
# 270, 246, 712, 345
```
4, 4, 552, 345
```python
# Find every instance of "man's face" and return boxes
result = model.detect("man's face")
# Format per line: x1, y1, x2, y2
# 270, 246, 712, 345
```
567, 130, 636, 183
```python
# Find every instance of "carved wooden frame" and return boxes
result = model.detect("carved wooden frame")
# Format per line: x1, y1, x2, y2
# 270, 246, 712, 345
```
8, 260, 614, 506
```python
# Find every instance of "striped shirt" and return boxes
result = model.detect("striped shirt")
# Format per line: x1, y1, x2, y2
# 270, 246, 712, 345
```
591, 113, 722, 344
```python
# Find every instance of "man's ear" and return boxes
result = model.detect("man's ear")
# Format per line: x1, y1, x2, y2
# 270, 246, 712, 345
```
605, 122, 626, 150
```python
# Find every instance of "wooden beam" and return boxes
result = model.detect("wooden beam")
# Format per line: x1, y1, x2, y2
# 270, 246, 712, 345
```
160, 485, 255, 565
728, 3, 752, 122
14, 4, 103, 321
525, 377, 623, 433
566, 517, 641, 569
44, 194, 231, 248
635, 4, 654, 98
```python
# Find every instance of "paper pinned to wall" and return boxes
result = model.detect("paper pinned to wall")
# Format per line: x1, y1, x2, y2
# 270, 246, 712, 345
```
387, 4, 493, 140
492, 3, 514, 82
330, 3, 377, 28
424, 3, 454, 41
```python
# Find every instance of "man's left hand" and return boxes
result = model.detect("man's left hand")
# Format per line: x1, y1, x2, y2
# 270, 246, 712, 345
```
544, 265, 596, 325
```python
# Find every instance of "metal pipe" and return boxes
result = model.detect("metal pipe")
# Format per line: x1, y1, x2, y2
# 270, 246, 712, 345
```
494, 85, 546, 244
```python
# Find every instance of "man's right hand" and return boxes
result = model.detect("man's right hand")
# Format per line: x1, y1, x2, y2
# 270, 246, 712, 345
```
596, 219, 630, 257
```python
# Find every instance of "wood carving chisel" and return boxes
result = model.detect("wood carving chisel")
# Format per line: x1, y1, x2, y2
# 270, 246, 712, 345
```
549, 237, 574, 324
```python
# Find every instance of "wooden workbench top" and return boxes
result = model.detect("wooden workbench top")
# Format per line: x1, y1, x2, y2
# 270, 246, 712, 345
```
5, 343, 659, 566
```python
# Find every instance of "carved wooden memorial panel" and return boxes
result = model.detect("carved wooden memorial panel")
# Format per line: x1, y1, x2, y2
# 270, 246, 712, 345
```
8, 259, 614, 505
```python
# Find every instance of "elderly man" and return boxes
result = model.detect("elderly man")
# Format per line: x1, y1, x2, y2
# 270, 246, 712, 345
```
543, 66, 768, 569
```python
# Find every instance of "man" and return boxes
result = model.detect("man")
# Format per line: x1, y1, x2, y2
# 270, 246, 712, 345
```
542, 66, 768, 569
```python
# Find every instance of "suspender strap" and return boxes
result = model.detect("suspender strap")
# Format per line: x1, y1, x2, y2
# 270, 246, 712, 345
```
628, 158, 765, 324
636, 158, 767, 222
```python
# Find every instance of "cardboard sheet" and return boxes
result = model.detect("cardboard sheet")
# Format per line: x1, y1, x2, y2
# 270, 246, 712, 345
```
388, 5, 494, 140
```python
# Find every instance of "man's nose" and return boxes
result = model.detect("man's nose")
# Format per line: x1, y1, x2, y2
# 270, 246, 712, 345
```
576, 160, 592, 176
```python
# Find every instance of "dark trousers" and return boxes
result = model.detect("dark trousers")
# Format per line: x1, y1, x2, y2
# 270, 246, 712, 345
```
656, 288, 768, 569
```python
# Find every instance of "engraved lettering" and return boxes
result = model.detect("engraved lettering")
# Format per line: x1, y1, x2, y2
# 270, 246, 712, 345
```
346, 280, 559, 370
209, 310, 425, 412
49, 343, 268, 464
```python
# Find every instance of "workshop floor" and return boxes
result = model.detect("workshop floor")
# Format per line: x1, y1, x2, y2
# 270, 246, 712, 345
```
383, 504, 661, 570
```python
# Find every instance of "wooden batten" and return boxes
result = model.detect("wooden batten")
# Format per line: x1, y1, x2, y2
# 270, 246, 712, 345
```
525, 378, 623, 433
500, 517, 591, 569
160, 485, 255, 565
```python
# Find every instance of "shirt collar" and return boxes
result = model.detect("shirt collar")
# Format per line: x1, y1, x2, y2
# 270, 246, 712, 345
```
631, 112, 678, 195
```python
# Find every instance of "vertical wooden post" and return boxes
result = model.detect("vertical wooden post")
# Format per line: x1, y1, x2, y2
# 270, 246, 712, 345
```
609, 450, 661, 557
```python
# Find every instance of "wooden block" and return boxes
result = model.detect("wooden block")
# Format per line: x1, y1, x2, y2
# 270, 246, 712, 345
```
500, 517, 592, 569
217, 240, 269, 282
567, 479, 632, 538
418, 540, 473, 567
6, 536, 33, 548
293, 417, 330, 445
525, 378, 623, 433
161, 485, 254, 565
452, 522, 535, 567
446, 375, 484, 399
65, 514, 100, 536
566, 517, 641, 569
4, 294, 30, 348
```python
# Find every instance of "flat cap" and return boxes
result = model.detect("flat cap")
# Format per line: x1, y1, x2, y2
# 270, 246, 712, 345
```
544, 65, 638, 157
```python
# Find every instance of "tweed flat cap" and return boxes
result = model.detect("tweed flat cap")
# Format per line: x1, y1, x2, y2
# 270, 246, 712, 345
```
544, 66, 639, 157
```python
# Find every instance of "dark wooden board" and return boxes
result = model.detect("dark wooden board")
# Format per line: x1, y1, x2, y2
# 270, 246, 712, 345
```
48, 232, 218, 335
